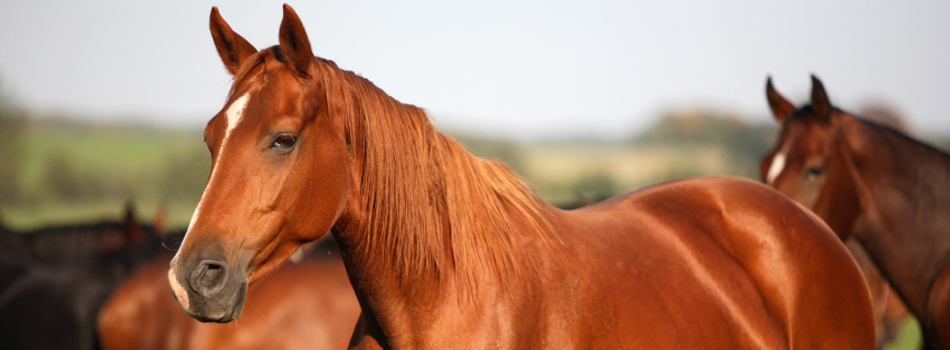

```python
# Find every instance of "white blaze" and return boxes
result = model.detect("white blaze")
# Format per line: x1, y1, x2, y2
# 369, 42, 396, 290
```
225, 93, 250, 138
170, 92, 251, 306
766, 152, 786, 184
186, 93, 250, 231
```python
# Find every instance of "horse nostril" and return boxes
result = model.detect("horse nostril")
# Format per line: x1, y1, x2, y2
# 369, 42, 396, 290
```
189, 260, 228, 296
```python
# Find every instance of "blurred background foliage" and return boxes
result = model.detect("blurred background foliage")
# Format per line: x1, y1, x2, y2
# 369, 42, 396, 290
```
5, 91, 950, 232
0, 81, 209, 229
2, 77, 949, 238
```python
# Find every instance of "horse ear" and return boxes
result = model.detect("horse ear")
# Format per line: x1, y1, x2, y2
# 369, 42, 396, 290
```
210, 7, 258, 76
810, 75, 833, 123
121, 201, 146, 243
152, 201, 167, 236
766, 76, 795, 123
279, 4, 314, 78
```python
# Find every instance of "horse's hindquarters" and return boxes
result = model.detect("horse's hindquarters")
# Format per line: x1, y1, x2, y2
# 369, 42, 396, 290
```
582, 177, 877, 349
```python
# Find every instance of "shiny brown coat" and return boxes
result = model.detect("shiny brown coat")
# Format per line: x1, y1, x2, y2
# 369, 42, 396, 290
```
167, 6, 876, 349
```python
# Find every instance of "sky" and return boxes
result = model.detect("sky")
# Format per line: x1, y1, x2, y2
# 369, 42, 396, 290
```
1, 1, 949, 140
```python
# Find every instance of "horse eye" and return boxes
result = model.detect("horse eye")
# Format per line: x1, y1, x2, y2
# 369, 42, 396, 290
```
272, 134, 297, 150
804, 166, 824, 178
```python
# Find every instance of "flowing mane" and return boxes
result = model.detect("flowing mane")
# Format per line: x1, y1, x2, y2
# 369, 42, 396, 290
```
855, 118, 950, 162
254, 47, 561, 292
788, 107, 950, 176
789, 105, 950, 160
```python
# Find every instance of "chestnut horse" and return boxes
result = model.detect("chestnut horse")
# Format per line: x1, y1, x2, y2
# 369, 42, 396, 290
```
761, 76, 950, 349
168, 5, 874, 349
98, 240, 359, 350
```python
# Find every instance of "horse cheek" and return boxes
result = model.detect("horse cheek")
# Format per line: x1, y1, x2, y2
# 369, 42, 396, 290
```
294, 148, 350, 241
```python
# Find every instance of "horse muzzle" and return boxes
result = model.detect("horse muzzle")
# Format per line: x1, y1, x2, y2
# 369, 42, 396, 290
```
168, 253, 247, 323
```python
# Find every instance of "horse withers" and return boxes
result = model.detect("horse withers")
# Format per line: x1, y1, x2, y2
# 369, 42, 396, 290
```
168, 5, 875, 349
761, 75, 950, 349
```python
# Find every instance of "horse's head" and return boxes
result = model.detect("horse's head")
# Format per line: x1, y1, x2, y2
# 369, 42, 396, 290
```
168, 5, 354, 322
759, 76, 861, 239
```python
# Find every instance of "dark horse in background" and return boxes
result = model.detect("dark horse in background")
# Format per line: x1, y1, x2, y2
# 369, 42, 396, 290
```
167, 5, 874, 349
0, 203, 156, 264
0, 204, 171, 350
761, 76, 950, 349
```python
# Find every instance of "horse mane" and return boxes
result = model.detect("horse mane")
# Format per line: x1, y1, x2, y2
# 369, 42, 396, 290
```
790, 105, 950, 160
856, 118, 950, 159
265, 48, 561, 293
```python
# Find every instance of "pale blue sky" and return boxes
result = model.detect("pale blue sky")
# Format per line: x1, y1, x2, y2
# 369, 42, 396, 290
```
2, 1, 948, 139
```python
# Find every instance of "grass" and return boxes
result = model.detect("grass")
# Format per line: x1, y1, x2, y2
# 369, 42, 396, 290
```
884, 316, 923, 350
2, 120, 208, 231
19, 120, 206, 190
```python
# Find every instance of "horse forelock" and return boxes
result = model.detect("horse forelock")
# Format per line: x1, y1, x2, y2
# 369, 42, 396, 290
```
226, 54, 266, 100
319, 63, 558, 294
787, 105, 819, 124
225, 47, 293, 101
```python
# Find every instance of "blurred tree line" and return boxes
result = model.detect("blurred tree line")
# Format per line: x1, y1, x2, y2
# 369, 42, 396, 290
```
452, 134, 526, 175
8, 86, 946, 227
0, 121, 209, 207
456, 108, 779, 204
0, 78, 210, 228
632, 109, 776, 179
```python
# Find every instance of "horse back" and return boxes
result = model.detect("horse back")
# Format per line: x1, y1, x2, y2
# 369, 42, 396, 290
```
553, 176, 874, 349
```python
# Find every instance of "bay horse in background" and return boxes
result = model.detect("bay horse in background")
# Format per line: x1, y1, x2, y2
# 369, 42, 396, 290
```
98, 238, 359, 350
845, 238, 910, 348
168, 5, 875, 349
761, 75, 950, 349
847, 102, 912, 348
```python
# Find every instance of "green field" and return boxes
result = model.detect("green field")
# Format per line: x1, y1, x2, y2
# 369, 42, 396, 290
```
1, 120, 209, 230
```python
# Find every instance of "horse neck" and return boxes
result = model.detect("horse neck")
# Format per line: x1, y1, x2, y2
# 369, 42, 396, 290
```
840, 115, 950, 318
328, 70, 558, 317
